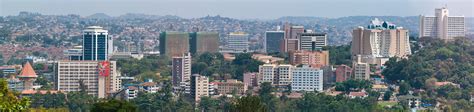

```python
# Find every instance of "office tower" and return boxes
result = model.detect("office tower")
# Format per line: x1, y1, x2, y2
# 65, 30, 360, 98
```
172, 53, 192, 87
291, 65, 323, 92
190, 32, 219, 54
287, 26, 305, 39
83, 26, 111, 61
222, 32, 249, 53
259, 64, 294, 86
335, 65, 352, 82
420, 6, 465, 40
18, 62, 37, 90
265, 31, 285, 53
352, 55, 370, 80
289, 50, 329, 69
56, 61, 121, 98
190, 74, 209, 102
299, 33, 327, 51
352, 18, 411, 65
217, 79, 248, 96
160, 32, 190, 57
243, 72, 259, 88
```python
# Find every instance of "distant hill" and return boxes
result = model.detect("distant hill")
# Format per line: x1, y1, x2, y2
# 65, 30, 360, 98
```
87, 13, 112, 19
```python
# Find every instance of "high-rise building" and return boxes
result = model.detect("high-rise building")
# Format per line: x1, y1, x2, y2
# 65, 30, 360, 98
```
82, 26, 111, 61
352, 55, 370, 80
56, 61, 121, 98
222, 32, 249, 53
190, 32, 219, 54
299, 33, 327, 51
283, 26, 305, 52
216, 79, 248, 96
160, 32, 190, 57
420, 6, 465, 40
352, 18, 411, 65
190, 74, 209, 102
172, 53, 192, 87
291, 65, 323, 92
265, 31, 285, 53
321, 66, 335, 89
258, 64, 294, 86
335, 65, 352, 82
18, 62, 37, 90
289, 50, 329, 69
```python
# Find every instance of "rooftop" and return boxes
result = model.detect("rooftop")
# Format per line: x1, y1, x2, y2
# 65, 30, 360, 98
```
18, 62, 37, 78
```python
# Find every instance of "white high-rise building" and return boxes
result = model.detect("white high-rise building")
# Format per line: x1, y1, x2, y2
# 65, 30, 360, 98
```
291, 65, 323, 92
56, 61, 121, 98
82, 26, 113, 61
190, 74, 209, 102
420, 6, 465, 40
222, 32, 249, 53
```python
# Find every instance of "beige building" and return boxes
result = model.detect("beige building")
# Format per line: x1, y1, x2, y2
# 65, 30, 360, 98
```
216, 79, 248, 96
289, 50, 329, 69
190, 74, 209, 102
191, 32, 219, 54
352, 18, 411, 65
352, 55, 370, 80
259, 64, 294, 86
56, 61, 121, 98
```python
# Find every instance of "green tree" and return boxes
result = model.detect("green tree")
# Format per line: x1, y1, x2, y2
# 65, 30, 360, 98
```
383, 91, 393, 101
0, 79, 30, 111
398, 82, 410, 95
232, 96, 267, 112
200, 96, 218, 112
91, 99, 137, 112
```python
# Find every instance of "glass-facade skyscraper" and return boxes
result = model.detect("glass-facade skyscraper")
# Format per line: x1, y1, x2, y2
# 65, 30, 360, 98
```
82, 26, 110, 61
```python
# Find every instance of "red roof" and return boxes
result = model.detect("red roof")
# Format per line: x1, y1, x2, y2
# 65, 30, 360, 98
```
349, 92, 367, 97
18, 62, 37, 78
21, 90, 62, 95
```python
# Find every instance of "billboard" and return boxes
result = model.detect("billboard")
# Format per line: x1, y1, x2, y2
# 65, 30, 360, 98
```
98, 61, 110, 77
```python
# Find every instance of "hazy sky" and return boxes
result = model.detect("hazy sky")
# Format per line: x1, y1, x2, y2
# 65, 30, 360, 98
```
1, 0, 473, 19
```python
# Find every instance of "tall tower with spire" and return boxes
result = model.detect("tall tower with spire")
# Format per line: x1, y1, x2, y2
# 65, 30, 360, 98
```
18, 62, 37, 90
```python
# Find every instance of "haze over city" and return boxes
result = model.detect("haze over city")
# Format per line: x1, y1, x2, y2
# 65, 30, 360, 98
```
1, 0, 473, 19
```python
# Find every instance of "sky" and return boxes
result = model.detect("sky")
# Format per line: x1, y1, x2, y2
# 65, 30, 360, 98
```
1, 0, 473, 19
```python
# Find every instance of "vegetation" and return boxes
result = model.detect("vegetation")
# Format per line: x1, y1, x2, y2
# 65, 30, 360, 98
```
323, 45, 352, 66
91, 99, 137, 112
335, 79, 372, 93
0, 79, 30, 111
382, 37, 474, 110
191, 52, 263, 80
116, 55, 170, 81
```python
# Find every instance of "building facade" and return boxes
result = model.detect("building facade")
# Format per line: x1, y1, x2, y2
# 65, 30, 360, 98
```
291, 65, 323, 92
243, 72, 259, 88
82, 26, 111, 61
172, 53, 192, 87
352, 56, 370, 80
56, 61, 121, 98
190, 32, 219, 54
190, 74, 209, 102
335, 65, 352, 82
259, 64, 295, 87
420, 7, 465, 40
265, 31, 285, 53
160, 32, 190, 57
352, 18, 411, 65
217, 79, 248, 96
289, 50, 329, 69
299, 33, 327, 51
222, 32, 249, 53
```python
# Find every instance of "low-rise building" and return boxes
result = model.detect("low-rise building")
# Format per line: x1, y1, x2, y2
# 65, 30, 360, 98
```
217, 79, 248, 96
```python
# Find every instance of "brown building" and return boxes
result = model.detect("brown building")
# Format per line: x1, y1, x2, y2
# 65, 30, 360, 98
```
217, 79, 248, 96
289, 50, 329, 68
160, 32, 190, 57
243, 72, 259, 88
190, 32, 219, 54
335, 65, 352, 82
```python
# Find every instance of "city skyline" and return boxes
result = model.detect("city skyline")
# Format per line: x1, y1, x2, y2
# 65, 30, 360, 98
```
1, 0, 473, 19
